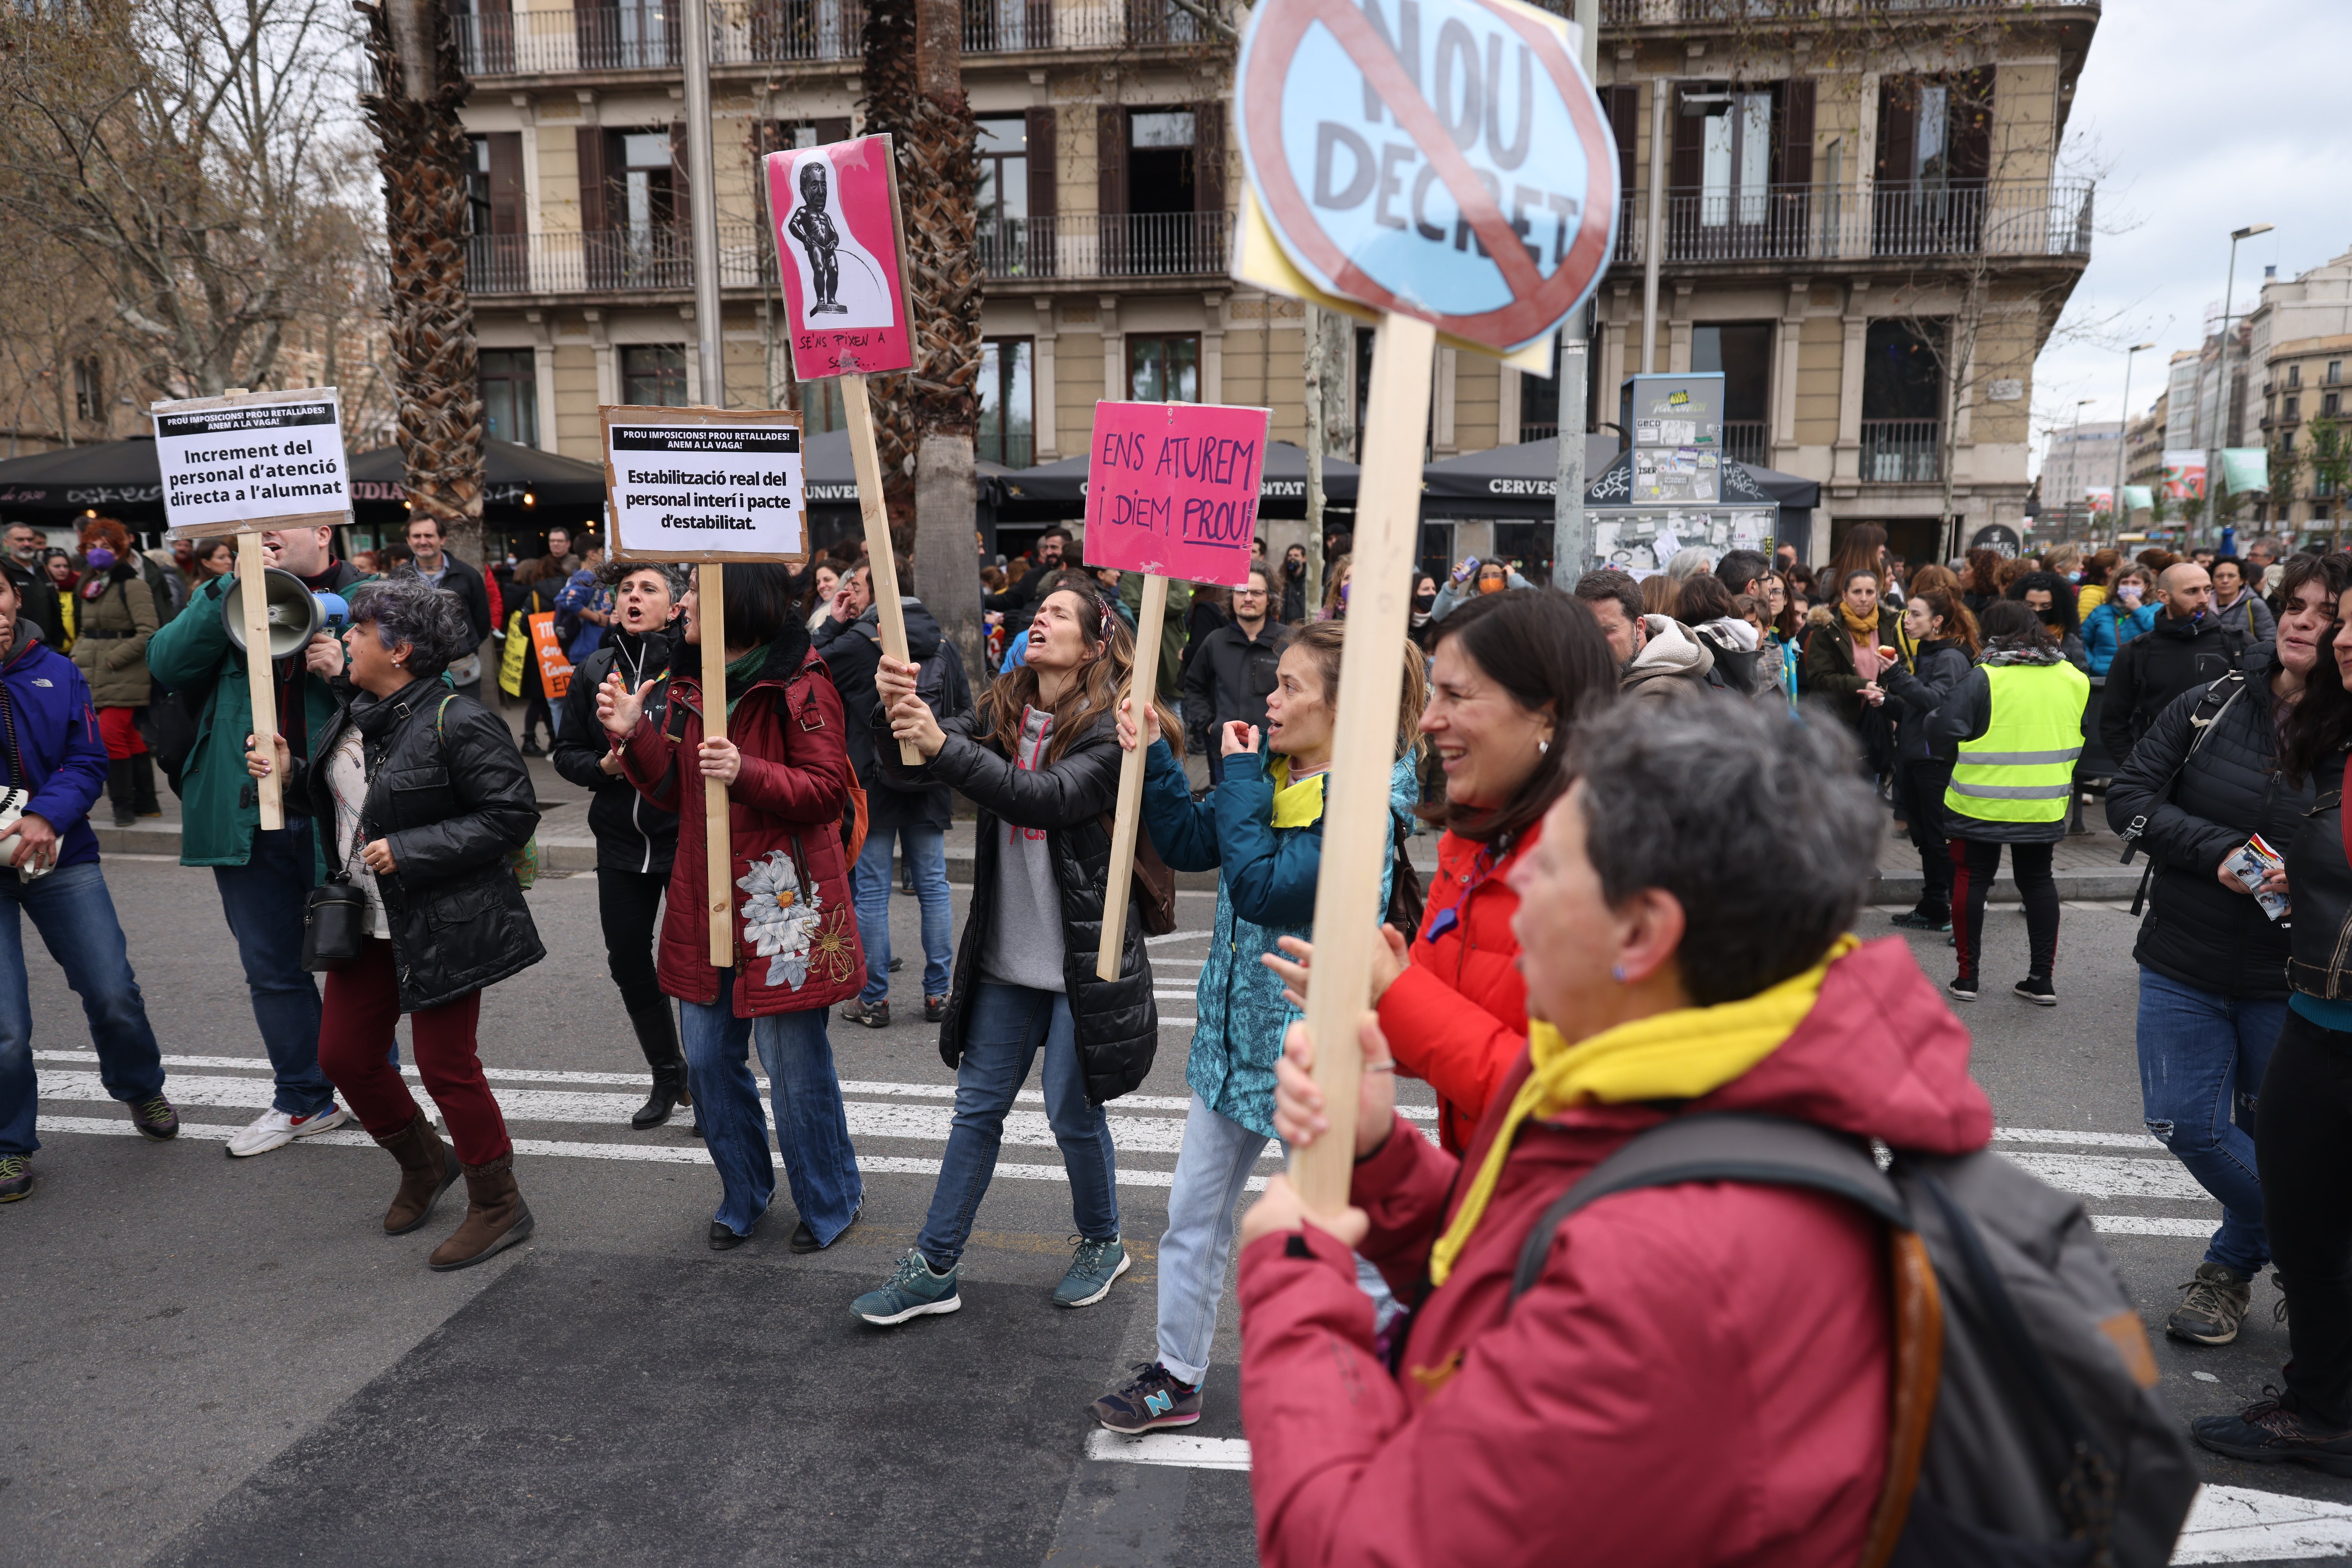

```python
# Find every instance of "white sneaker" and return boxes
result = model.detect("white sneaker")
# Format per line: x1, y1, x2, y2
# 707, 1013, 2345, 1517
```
225, 1104, 351, 1158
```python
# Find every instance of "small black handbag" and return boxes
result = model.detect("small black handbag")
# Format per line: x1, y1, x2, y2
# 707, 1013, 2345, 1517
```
301, 876, 369, 972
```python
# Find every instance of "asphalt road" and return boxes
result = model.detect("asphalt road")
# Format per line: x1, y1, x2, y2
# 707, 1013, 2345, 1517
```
5, 852, 2352, 1565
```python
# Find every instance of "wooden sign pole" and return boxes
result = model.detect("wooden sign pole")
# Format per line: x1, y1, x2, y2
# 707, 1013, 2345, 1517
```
1291, 312, 1437, 1214
235, 531, 285, 832
700, 562, 732, 968
1096, 573, 1169, 981
841, 372, 922, 765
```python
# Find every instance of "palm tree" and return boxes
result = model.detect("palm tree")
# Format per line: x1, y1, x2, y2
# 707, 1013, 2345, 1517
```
358, 0, 487, 564
859, 0, 920, 543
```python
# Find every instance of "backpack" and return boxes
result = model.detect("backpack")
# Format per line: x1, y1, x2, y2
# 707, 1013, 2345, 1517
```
1508, 1112, 2199, 1568
432, 695, 541, 891
1384, 810, 1425, 936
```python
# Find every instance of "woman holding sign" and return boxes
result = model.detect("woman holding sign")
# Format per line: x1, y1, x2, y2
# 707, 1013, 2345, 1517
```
1090, 621, 1427, 1434
595, 563, 867, 1255
849, 578, 1167, 1327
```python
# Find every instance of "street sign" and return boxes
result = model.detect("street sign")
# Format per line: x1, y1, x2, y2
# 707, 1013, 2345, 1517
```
1235, 0, 1617, 355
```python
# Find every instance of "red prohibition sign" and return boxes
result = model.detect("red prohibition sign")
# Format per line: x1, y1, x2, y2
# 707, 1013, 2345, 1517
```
1240, 0, 1616, 350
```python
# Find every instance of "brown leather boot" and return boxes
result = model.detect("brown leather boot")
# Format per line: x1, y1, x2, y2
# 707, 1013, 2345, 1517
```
427, 1152, 535, 1272
373, 1112, 460, 1236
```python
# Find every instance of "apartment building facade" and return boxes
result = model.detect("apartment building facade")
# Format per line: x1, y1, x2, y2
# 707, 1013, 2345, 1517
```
2252, 245, 2352, 532
446, 0, 2096, 568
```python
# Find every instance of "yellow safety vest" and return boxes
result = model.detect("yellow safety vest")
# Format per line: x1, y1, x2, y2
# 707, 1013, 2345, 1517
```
1945, 661, 2090, 824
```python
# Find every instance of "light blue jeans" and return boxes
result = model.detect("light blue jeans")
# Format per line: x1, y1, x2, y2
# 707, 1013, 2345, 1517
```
1157, 1093, 1277, 1385
679, 986, 863, 1241
854, 824, 952, 1004
2137, 967, 2283, 1276
0, 861, 165, 1157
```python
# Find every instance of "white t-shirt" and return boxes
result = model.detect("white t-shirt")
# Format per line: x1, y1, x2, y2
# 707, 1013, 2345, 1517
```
327, 729, 391, 939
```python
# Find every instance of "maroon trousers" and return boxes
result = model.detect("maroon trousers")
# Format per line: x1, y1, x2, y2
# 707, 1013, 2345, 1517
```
319, 938, 511, 1166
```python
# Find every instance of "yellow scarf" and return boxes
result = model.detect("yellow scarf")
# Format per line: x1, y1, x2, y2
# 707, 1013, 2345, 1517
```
1837, 601, 1880, 637
1425, 934, 1858, 1286
1268, 756, 1328, 830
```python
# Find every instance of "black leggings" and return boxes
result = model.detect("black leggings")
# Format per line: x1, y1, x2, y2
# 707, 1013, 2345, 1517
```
1949, 837, 2058, 983
1899, 761, 1953, 914
2258, 1010, 2352, 1427
522, 694, 555, 746
596, 866, 668, 1016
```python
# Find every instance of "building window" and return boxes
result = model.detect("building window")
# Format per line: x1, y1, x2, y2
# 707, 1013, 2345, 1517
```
1129, 334, 1199, 403
2327, 392, 2343, 419
2287, 395, 2300, 421
2330, 360, 2343, 386
978, 116, 1027, 234
1693, 322, 1772, 466
1519, 366, 1559, 443
978, 338, 1034, 467
479, 349, 538, 446
622, 344, 688, 406
2288, 364, 2302, 388
467, 136, 494, 235
72, 355, 102, 422
1128, 109, 1196, 214
1684, 88, 1772, 227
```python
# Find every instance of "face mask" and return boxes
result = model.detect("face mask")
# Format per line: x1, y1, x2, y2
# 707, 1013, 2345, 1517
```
84, 547, 116, 571
1412, 592, 1436, 612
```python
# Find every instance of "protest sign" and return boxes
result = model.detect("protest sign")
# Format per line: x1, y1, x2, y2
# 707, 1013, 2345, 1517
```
1082, 401, 1272, 980
1234, 0, 1613, 1212
601, 403, 809, 964
1082, 401, 1270, 588
153, 386, 356, 832
155, 388, 351, 541
528, 611, 573, 701
763, 133, 922, 763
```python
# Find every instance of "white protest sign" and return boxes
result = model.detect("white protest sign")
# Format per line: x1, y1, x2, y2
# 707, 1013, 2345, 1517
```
153, 388, 350, 540
599, 407, 809, 565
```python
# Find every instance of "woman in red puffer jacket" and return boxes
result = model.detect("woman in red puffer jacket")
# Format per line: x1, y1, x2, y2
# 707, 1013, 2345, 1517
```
1278, 592, 1617, 1153
598, 562, 865, 1255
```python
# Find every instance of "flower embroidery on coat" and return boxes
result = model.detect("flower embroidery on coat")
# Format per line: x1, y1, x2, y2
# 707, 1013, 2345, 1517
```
738, 849, 824, 990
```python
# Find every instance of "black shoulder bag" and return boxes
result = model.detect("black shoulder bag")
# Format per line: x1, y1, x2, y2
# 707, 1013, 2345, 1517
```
301, 727, 371, 971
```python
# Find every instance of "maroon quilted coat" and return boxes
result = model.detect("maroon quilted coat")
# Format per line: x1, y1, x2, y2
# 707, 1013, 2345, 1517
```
614, 633, 863, 1017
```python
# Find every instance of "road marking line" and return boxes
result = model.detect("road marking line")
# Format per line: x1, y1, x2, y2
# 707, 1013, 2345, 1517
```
1147, 931, 1213, 945
31, 1053, 1443, 1123
2090, 1215, 2213, 1238
2001, 1152, 2211, 1203
1086, 1431, 1253, 1471
28, 1116, 1261, 1193
1994, 1125, 2165, 1150
2174, 1483, 2352, 1564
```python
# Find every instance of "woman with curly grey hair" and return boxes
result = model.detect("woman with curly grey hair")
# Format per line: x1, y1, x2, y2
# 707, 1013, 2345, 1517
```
246, 573, 545, 1270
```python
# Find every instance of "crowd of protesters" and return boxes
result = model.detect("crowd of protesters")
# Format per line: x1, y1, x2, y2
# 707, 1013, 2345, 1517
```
9, 499, 2352, 1526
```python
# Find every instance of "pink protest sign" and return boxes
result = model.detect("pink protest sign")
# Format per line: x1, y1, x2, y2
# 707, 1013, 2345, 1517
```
1082, 401, 1271, 588
763, 136, 915, 381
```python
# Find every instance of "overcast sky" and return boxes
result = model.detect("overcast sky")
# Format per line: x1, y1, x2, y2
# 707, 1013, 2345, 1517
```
2028, 0, 2352, 474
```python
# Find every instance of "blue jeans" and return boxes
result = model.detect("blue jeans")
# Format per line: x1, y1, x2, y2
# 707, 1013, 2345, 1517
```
1157, 1094, 1276, 1384
854, 824, 952, 1004
212, 823, 334, 1118
0, 862, 165, 1156
2137, 967, 2284, 1276
680, 984, 863, 1240
916, 982, 1119, 1270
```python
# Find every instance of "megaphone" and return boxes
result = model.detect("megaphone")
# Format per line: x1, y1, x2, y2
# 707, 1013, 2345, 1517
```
222, 567, 324, 657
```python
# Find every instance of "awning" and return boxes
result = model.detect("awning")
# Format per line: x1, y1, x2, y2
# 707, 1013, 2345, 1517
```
0, 436, 166, 522
993, 439, 1359, 522
348, 438, 608, 511
1419, 437, 1822, 519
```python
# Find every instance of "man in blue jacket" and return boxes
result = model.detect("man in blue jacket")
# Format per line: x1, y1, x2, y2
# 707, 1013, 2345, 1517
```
0, 568, 176, 1202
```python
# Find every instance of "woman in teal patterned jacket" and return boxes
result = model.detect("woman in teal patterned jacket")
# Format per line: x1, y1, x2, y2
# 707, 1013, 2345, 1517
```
1089, 619, 1426, 1436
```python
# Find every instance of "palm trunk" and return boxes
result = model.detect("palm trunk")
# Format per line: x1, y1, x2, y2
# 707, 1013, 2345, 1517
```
860, 0, 920, 543
360, 0, 486, 564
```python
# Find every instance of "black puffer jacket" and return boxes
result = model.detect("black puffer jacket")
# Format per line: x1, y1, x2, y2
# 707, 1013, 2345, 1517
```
551, 624, 678, 875
1878, 637, 1973, 764
2106, 649, 2308, 998
2101, 611, 2250, 767
2287, 749, 2352, 1002
1180, 617, 1289, 756
816, 597, 970, 832
878, 703, 1156, 1103
284, 676, 544, 1011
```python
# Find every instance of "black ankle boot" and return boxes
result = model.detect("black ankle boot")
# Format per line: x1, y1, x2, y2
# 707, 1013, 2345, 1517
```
628, 1003, 690, 1130
129, 753, 161, 816
106, 758, 137, 827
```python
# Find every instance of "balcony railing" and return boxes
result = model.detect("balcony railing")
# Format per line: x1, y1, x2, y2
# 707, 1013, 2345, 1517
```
456, 0, 1213, 73
1606, 0, 2088, 18
1719, 420, 1767, 469
465, 212, 1228, 294
977, 211, 1230, 280
465, 223, 774, 294
1859, 419, 1943, 484
1609, 179, 2093, 267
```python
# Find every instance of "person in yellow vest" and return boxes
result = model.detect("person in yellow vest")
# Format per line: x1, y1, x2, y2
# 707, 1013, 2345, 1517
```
1926, 599, 2089, 1006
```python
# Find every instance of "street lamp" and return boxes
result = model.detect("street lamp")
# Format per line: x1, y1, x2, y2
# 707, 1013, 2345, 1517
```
2205, 223, 2275, 546
2069, 397, 2096, 542
2115, 342, 2156, 544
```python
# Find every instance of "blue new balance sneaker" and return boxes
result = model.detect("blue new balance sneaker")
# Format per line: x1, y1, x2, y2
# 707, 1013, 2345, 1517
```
1054, 1234, 1131, 1308
852, 1248, 961, 1326
1091, 1363, 1202, 1434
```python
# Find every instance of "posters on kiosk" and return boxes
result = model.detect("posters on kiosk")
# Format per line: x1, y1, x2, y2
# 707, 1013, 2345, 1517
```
153, 388, 350, 538
601, 408, 809, 564
1083, 401, 1271, 589
761, 135, 915, 382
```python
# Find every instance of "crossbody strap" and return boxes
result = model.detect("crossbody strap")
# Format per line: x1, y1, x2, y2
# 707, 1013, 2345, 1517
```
2119, 671, 2247, 915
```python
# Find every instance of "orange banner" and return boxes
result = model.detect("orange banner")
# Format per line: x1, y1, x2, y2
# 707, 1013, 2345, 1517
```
528, 610, 573, 700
